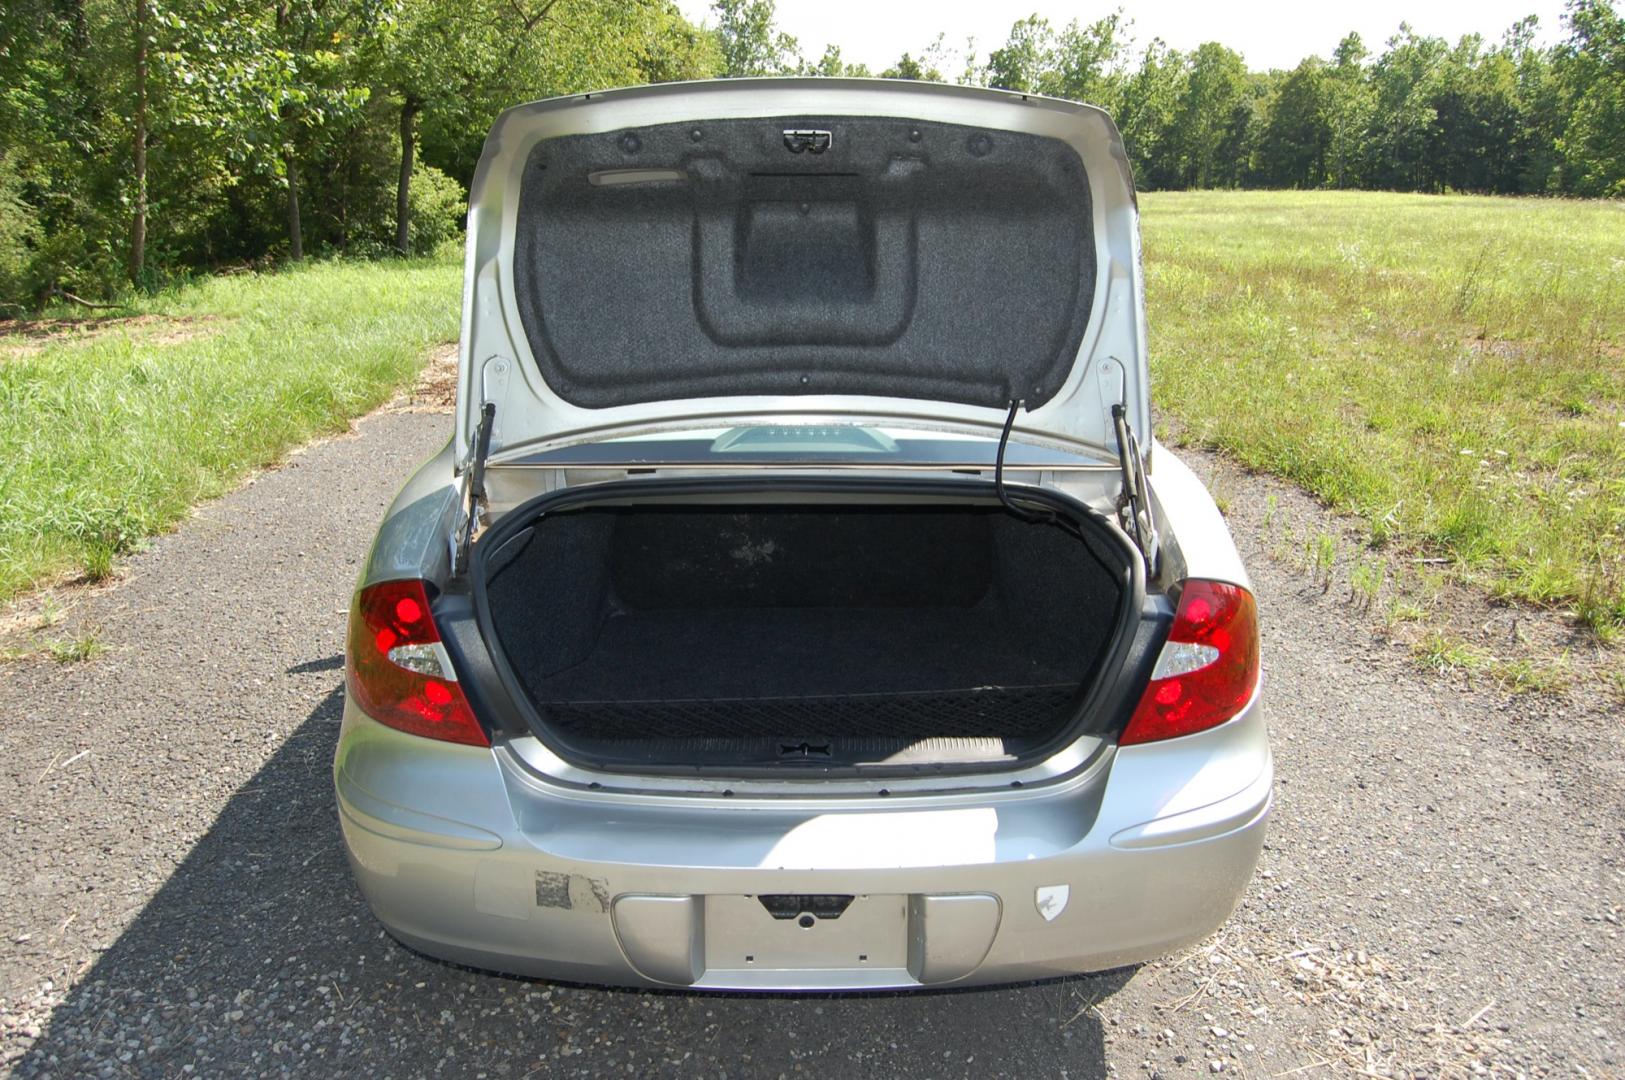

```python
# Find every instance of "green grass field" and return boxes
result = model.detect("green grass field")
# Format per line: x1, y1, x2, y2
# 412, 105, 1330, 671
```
1142, 191, 1625, 636
1, 192, 1621, 642
0, 259, 461, 601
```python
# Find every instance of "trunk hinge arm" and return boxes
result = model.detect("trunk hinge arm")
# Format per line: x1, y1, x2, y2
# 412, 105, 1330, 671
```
1111, 403, 1160, 578
454, 401, 496, 577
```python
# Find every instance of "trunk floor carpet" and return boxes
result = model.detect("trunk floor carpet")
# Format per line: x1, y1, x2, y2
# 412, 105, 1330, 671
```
519, 606, 1087, 741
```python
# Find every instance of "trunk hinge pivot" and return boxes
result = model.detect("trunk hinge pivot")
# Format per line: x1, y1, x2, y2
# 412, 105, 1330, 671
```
455, 401, 496, 576
1111, 403, 1160, 577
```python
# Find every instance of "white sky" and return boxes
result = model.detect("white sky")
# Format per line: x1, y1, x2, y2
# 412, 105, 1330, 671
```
676, 0, 1570, 73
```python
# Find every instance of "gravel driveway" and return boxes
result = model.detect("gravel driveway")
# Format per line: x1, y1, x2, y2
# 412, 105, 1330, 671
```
2, 407, 1620, 1078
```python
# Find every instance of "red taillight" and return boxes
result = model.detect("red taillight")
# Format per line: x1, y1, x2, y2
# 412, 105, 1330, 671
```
345, 580, 488, 747
1120, 579, 1259, 746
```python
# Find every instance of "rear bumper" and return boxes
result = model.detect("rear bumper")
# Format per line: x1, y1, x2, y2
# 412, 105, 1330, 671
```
334, 694, 1271, 990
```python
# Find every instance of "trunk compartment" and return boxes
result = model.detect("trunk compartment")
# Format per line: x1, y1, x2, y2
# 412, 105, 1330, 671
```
472, 483, 1139, 774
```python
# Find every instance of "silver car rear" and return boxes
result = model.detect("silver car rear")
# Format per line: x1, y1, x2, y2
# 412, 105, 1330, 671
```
336, 79, 1269, 990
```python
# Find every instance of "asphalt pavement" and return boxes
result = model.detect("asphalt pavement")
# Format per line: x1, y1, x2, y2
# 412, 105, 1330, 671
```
1, 407, 1619, 1078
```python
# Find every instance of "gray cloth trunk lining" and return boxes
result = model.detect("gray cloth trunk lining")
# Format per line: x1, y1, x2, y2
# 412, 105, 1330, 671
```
513, 117, 1095, 410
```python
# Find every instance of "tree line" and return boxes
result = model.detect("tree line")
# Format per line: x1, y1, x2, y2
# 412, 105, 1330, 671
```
1, 0, 1621, 308
0, 0, 718, 306
716, 0, 1625, 197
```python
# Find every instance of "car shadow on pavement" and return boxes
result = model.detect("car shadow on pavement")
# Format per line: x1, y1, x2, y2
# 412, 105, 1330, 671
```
285, 655, 345, 675
18, 686, 1135, 1079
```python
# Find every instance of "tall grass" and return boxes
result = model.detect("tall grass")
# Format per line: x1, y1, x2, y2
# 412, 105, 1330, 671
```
0, 258, 461, 600
1142, 191, 1625, 634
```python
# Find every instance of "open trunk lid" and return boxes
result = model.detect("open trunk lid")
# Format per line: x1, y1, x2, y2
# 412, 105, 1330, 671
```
456, 78, 1150, 465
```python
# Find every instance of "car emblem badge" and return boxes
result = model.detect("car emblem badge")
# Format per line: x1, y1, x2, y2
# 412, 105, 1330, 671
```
1036, 884, 1069, 922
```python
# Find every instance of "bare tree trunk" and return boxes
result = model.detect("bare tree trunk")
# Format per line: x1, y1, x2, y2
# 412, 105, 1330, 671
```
273, 0, 302, 262
129, 0, 148, 283
285, 146, 303, 261
395, 96, 421, 255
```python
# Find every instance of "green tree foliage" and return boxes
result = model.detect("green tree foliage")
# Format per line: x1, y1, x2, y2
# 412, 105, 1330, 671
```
1324, 34, 1376, 187
1256, 59, 1330, 188
711, 0, 799, 76
369, 0, 716, 253
0, 153, 39, 305
1170, 43, 1249, 187
1559, 0, 1625, 194
1504, 17, 1568, 191
969, 1, 1624, 196
0, 0, 718, 303
1050, 14, 1132, 109
879, 52, 937, 81
1115, 39, 1189, 190
986, 15, 1053, 93
400, 162, 464, 254
1365, 25, 1450, 190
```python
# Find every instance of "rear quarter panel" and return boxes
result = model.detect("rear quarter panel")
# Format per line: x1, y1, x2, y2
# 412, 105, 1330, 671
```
1146, 440, 1250, 590
363, 438, 462, 589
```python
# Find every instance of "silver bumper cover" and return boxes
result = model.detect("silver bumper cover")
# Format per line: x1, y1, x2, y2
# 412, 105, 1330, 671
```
335, 695, 1271, 990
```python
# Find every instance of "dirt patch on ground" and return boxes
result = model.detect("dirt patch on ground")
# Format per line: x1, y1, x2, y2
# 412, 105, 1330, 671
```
0, 314, 229, 360
383, 341, 458, 413
1139, 928, 1520, 1078
0, 573, 130, 664
0, 591, 76, 647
